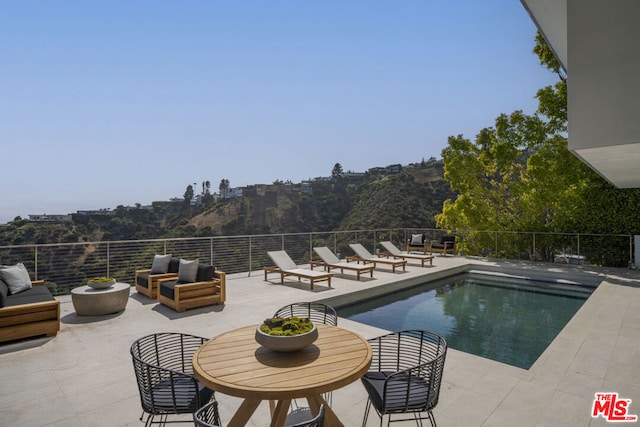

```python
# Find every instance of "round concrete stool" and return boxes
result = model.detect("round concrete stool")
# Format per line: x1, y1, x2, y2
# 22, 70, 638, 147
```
71, 282, 130, 316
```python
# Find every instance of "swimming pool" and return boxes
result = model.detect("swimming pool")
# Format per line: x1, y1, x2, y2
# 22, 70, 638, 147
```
336, 271, 594, 369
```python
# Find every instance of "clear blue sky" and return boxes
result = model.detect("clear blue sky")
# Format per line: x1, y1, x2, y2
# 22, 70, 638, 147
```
1, 1, 558, 224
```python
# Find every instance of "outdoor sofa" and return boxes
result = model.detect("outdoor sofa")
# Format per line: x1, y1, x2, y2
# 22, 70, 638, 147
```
0, 276, 60, 344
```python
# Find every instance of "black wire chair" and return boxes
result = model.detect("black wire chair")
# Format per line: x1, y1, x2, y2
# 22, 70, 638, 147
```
130, 332, 215, 426
361, 330, 447, 427
287, 404, 326, 427
273, 302, 338, 326
273, 302, 337, 416
192, 400, 222, 427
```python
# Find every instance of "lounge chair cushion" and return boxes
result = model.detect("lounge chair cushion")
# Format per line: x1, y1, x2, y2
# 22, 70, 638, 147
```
0, 263, 32, 295
0, 279, 8, 307
410, 234, 425, 246
150, 254, 173, 274
3, 284, 55, 307
178, 259, 199, 282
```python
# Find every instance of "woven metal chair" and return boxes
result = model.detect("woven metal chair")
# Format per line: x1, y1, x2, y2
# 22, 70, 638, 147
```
130, 332, 215, 426
274, 302, 337, 417
192, 400, 221, 427
287, 404, 326, 427
361, 330, 447, 427
273, 302, 338, 326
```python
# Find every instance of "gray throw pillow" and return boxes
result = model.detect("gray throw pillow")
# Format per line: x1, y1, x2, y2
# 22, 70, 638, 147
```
178, 259, 199, 283
150, 254, 172, 274
0, 262, 33, 295
410, 234, 424, 246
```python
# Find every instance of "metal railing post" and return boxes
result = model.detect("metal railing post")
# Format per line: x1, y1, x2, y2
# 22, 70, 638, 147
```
106, 242, 110, 278
533, 233, 536, 262
248, 236, 252, 276
34, 246, 38, 280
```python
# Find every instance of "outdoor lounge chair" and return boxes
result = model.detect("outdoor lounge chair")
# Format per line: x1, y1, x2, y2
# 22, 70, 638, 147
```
348, 243, 407, 273
265, 251, 332, 290
378, 241, 434, 267
312, 247, 375, 280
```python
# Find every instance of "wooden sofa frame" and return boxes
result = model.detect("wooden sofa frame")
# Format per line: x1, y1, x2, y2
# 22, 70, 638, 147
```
134, 269, 179, 299
157, 271, 226, 313
0, 280, 60, 343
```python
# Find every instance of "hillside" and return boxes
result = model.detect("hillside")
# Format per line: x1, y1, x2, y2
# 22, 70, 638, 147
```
0, 159, 455, 245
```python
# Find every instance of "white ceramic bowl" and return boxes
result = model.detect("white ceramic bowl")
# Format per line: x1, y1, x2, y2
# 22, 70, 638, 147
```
255, 323, 318, 352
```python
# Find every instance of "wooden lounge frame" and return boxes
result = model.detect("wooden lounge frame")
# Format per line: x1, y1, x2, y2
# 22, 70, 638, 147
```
0, 280, 60, 343
348, 243, 407, 273
265, 251, 332, 290
312, 247, 375, 280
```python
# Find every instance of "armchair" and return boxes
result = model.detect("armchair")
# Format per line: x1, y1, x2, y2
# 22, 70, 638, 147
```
134, 255, 180, 299
157, 263, 226, 312
406, 234, 428, 254
429, 235, 457, 256
361, 330, 447, 427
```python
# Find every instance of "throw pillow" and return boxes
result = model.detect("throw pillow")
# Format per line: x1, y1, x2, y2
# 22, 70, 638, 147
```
410, 234, 424, 246
178, 259, 199, 283
0, 262, 33, 295
150, 254, 172, 274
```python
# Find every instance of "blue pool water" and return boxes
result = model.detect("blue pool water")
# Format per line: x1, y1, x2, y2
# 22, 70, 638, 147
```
336, 272, 593, 369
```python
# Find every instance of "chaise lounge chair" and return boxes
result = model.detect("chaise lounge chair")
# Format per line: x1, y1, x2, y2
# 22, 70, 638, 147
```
265, 251, 332, 290
348, 243, 407, 273
312, 247, 375, 280
378, 241, 434, 267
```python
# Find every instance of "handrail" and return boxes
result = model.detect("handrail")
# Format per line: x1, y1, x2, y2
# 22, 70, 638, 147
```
0, 228, 633, 296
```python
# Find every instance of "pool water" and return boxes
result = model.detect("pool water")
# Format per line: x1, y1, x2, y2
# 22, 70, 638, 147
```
337, 273, 592, 369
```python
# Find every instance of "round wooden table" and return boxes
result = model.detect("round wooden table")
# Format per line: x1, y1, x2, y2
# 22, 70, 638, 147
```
193, 323, 372, 427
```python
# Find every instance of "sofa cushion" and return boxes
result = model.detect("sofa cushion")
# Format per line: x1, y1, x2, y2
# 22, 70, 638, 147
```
136, 272, 150, 287
0, 279, 8, 308
196, 264, 214, 282
178, 259, 199, 283
150, 254, 172, 274
4, 284, 55, 307
410, 234, 425, 246
168, 257, 181, 274
0, 263, 32, 295
159, 280, 179, 300
441, 235, 456, 244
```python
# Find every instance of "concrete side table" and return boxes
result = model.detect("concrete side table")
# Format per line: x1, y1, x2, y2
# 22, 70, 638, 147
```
71, 282, 130, 316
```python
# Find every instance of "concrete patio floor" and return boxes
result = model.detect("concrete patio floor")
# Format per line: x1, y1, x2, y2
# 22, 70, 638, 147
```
1, 256, 639, 426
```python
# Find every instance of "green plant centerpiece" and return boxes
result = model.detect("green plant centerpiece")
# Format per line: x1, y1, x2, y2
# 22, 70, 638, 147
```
255, 316, 318, 352
87, 276, 116, 289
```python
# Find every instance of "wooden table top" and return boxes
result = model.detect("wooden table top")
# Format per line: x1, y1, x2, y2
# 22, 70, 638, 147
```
193, 323, 372, 400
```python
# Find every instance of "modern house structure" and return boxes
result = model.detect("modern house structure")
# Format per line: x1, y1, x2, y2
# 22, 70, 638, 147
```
521, 0, 640, 188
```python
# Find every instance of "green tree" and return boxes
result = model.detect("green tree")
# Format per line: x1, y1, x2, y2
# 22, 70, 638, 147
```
219, 179, 230, 199
183, 184, 194, 206
331, 163, 344, 179
437, 32, 640, 264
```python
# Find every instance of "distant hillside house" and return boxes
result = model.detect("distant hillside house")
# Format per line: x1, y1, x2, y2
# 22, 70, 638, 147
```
28, 214, 73, 222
